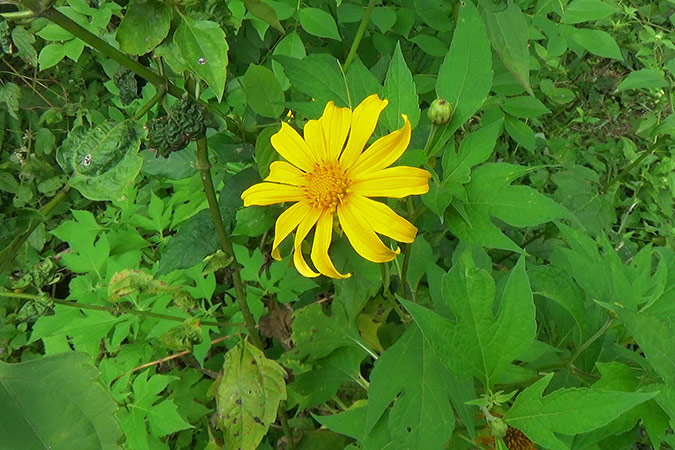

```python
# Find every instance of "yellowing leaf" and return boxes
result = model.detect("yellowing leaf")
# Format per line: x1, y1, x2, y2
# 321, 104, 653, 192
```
217, 340, 287, 450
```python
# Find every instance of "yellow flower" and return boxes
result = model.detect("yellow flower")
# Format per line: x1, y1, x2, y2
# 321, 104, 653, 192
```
241, 94, 431, 279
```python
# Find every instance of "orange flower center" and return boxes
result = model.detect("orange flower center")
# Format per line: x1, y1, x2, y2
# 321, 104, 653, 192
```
304, 161, 349, 210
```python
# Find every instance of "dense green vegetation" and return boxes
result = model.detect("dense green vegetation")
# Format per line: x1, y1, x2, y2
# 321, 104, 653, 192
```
1, 0, 674, 448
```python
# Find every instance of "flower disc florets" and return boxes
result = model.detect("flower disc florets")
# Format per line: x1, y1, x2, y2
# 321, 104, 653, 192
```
304, 162, 349, 210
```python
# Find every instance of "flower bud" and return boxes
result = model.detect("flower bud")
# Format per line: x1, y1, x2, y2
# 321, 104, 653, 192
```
489, 418, 508, 439
427, 98, 453, 125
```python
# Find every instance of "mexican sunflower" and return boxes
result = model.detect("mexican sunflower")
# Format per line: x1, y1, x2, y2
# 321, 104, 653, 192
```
241, 94, 431, 279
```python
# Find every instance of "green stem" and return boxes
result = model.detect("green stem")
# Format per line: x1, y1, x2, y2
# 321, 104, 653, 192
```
0, 292, 229, 327
0, 10, 35, 19
195, 137, 264, 350
278, 405, 296, 450
342, 0, 377, 73
19, 2, 183, 98
423, 124, 438, 160
133, 86, 166, 121
567, 317, 613, 367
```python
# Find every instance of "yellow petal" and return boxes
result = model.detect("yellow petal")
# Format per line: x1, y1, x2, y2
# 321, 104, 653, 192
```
271, 201, 312, 260
304, 102, 352, 162
293, 207, 322, 278
319, 102, 352, 161
265, 161, 307, 186
271, 122, 317, 172
347, 114, 411, 177
310, 210, 350, 279
303, 119, 325, 160
337, 201, 400, 263
347, 194, 418, 243
350, 166, 431, 198
241, 182, 305, 206
340, 94, 388, 169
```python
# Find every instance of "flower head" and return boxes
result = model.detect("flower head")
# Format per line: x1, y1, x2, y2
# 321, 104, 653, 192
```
241, 94, 431, 278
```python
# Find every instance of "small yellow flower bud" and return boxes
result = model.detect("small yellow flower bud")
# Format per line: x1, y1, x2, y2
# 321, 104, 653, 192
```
427, 98, 453, 125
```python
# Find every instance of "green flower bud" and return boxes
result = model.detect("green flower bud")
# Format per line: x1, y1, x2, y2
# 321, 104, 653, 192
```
427, 98, 453, 125
489, 417, 508, 439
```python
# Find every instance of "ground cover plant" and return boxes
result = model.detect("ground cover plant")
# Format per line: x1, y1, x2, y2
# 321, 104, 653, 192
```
1, 0, 675, 448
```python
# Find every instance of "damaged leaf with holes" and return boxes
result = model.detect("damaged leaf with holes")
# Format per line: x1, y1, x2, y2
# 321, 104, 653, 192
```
216, 340, 287, 450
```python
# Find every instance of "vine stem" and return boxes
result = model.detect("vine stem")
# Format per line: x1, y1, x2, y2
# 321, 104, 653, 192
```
194, 137, 264, 351
0, 291, 230, 327
17, 0, 183, 98
342, 0, 377, 73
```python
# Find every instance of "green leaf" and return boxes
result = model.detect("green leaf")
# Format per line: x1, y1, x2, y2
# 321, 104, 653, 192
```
436, 0, 492, 137
443, 118, 503, 186
217, 340, 287, 450
293, 347, 366, 410
116, 0, 171, 55
402, 255, 535, 387
0, 82, 20, 120
504, 373, 656, 450
409, 34, 448, 57
286, 303, 373, 363
446, 163, 573, 252
528, 264, 586, 339
383, 42, 420, 130
156, 209, 219, 276
243, 0, 284, 33
562, 0, 620, 24
38, 42, 66, 71
504, 116, 535, 152
255, 125, 280, 178
365, 327, 455, 448
11, 26, 38, 66
569, 28, 623, 61
314, 406, 368, 441
370, 7, 397, 33
299, 7, 341, 41
174, 18, 229, 101
0, 352, 122, 450
232, 205, 276, 237
241, 64, 285, 118
616, 309, 675, 385
272, 32, 306, 90
275, 54, 350, 108
423, 119, 503, 216
501, 95, 551, 118
56, 120, 144, 201
346, 57, 382, 105
616, 69, 668, 92
551, 165, 615, 235
119, 371, 192, 448
482, 2, 532, 95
